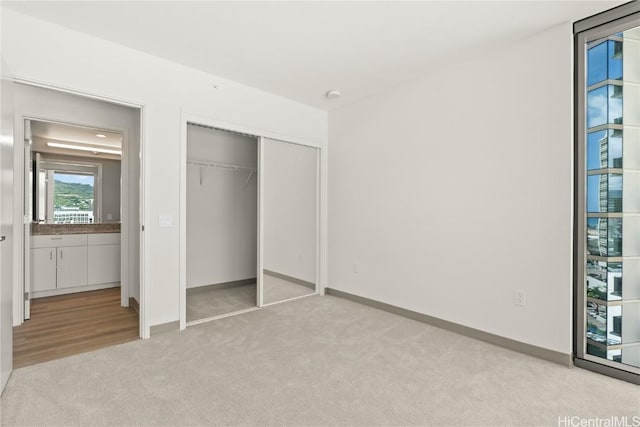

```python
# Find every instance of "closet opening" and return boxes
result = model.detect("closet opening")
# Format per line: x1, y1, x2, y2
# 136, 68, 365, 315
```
185, 124, 258, 323
181, 121, 321, 328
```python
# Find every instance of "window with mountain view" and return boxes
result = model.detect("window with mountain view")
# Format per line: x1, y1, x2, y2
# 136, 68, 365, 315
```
52, 172, 95, 224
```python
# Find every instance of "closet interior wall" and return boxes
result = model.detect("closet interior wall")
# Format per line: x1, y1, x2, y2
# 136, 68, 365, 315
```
186, 124, 257, 294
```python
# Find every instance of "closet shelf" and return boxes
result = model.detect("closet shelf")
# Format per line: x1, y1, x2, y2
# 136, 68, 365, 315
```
187, 159, 256, 188
187, 159, 255, 172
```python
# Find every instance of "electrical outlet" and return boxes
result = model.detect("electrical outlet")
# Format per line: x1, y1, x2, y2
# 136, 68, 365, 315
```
513, 289, 526, 307
353, 263, 360, 274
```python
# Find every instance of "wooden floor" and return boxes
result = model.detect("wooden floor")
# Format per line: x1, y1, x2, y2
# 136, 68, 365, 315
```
13, 287, 139, 369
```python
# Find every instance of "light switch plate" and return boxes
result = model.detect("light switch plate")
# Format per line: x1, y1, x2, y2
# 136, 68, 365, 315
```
159, 214, 173, 227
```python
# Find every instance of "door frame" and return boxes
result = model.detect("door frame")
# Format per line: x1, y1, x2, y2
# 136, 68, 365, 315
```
0, 68, 15, 394
10, 79, 148, 339
22, 119, 31, 320
178, 111, 323, 330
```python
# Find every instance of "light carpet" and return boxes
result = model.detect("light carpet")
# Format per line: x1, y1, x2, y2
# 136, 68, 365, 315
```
186, 283, 257, 322
1, 295, 638, 426
263, 273, 314, 305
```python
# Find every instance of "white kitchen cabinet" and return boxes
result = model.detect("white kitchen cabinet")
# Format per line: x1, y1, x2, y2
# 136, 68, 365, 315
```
32, 234, 88, 248
30, 234, 88, 293
30, 233, 120, 296
87, 233, 120, 246
30, 247, 57, 292
88, 244, 120, 285
56, 245, 88, 289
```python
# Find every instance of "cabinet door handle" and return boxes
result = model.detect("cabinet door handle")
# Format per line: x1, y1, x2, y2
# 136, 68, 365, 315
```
50, 250, 53, 261
60, 249, 63, 260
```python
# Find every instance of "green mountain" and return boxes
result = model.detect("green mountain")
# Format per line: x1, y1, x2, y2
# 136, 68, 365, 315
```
54, 180, 94, 211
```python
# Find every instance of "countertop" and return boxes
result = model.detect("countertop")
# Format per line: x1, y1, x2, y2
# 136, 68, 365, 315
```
31, 223, 121, 236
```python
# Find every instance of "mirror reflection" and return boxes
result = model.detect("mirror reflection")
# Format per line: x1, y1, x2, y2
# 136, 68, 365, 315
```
29, 120, 122, 224
262, 138, 318, 305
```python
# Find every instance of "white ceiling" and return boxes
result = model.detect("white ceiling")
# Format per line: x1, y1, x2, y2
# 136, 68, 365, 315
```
3, 1, 625, 111
30, 120, 122, 160
31, 121, 122, 148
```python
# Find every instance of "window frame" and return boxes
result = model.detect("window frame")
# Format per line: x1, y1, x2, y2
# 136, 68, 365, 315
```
574, 5, 640, 383
37, 157, 102, 224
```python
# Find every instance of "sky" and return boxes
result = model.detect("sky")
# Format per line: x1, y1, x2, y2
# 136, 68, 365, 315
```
55, 173, 94, 186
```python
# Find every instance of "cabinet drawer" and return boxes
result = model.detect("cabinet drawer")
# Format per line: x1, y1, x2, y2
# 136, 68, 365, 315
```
88, 233, 121, 246
32, 234, 88, 248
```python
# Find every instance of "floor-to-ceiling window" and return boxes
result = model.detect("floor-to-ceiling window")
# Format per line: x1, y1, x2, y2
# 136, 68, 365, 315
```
575, 4, 640, 383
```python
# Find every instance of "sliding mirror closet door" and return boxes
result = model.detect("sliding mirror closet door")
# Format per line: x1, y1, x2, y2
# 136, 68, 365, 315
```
186, 124, 258, 322
262, 138, 318, 305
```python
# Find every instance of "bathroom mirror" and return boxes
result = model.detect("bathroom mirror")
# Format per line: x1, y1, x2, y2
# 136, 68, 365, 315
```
28, 120, 122, 224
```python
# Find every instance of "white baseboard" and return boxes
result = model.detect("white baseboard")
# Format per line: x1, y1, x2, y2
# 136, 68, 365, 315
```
32, 282, 120, 299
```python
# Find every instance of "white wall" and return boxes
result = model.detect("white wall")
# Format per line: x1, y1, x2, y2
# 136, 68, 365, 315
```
101, 158, 121, 222
186, 125, 257, 288
0, 9, 328, 332
328, 22, 574, 354
36, 151, 122, 222
263, 138, 317, 283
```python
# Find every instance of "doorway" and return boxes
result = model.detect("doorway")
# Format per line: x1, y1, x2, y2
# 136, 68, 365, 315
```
185, 124, 258, 323
11, 83, 144, 367
25, 120, 124, 304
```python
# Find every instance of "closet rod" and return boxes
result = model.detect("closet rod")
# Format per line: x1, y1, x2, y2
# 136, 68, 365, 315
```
187, 159, 255, 172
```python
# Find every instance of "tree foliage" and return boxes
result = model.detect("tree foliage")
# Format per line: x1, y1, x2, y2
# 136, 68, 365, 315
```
54, 180, 94, 211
